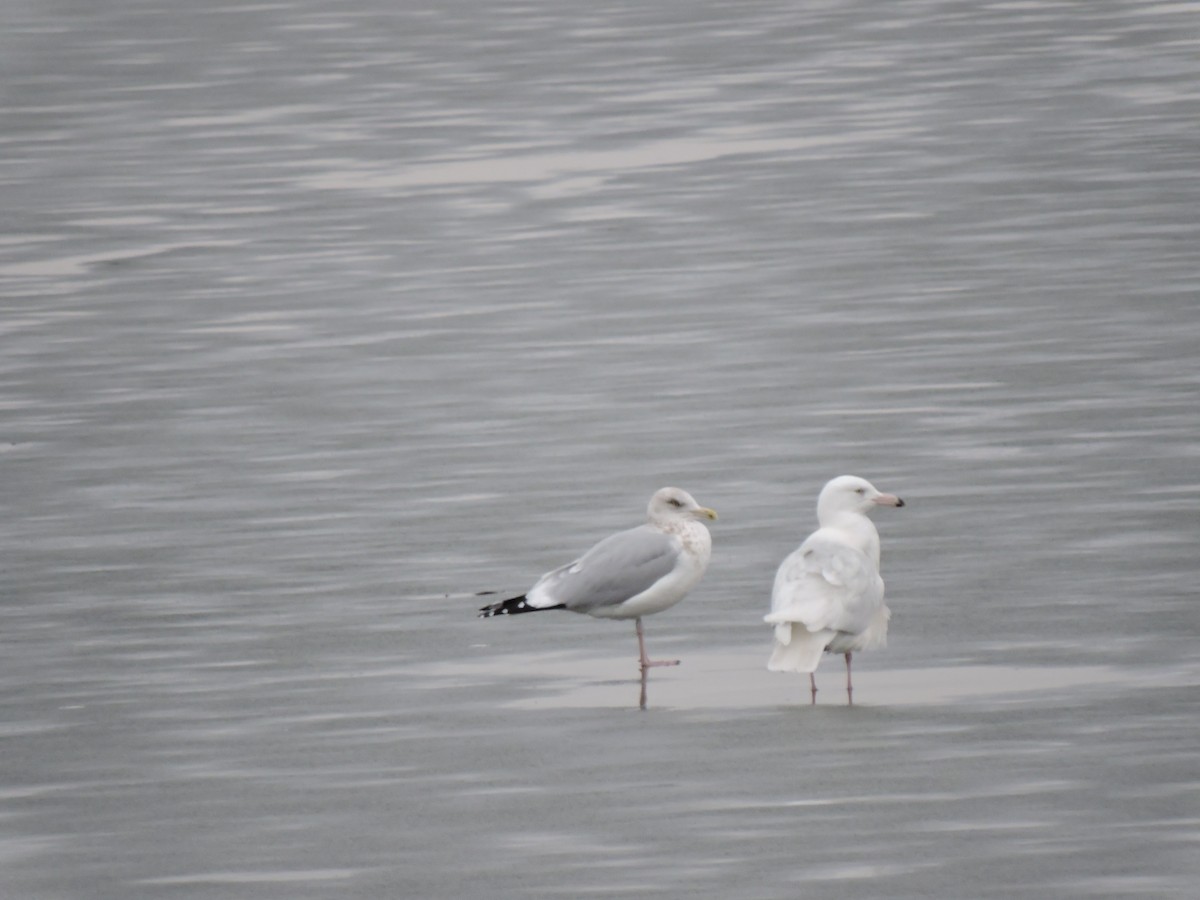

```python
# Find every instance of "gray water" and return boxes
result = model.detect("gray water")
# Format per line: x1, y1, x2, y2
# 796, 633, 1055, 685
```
3, 1, 1199, 897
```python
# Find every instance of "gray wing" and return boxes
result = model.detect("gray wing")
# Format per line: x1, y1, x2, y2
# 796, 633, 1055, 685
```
528, 525, 681, 613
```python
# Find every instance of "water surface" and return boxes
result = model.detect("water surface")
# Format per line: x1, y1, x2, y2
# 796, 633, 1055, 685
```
3, 0, 1199, 897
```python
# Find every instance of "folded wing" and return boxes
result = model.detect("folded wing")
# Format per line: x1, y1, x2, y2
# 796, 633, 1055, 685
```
765, 531, 885, 639
527, 525, 681, 614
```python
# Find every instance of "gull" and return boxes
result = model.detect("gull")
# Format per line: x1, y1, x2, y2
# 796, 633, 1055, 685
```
479, 487, 717, 708
765, 475, 904, 705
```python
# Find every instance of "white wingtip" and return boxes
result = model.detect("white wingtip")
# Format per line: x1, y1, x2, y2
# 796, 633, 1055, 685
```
766, 628, 830, 673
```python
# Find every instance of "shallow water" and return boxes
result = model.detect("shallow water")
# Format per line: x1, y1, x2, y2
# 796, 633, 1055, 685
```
3, 0, 1199, 897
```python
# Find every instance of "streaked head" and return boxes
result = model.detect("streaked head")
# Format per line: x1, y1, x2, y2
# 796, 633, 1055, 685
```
817, 475, 904, 523
648, 487, 718, 524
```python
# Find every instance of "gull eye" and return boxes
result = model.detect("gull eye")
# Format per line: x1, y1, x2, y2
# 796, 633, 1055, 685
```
667, 497, 684, 508
854, 487, 865, 495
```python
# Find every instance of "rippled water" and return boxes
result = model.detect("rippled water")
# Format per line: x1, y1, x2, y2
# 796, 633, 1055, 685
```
3, 1, 1199, 897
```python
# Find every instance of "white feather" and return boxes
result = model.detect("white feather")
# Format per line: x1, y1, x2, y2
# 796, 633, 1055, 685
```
765, 475, 901, 677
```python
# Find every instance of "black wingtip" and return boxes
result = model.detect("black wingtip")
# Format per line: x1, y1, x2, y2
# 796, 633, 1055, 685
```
477, 595, 565, 617
478, 594, 529, 617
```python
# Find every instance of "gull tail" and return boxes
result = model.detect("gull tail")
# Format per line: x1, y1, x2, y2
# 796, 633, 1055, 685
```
477, 595, 565, 618
767, 624, 831, 673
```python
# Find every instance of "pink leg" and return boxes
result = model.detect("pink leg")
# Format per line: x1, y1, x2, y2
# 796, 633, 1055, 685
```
635, 617, 678, 711
845, 652, 853, 706
635, 617, 679, 674
809, 672, 818, 705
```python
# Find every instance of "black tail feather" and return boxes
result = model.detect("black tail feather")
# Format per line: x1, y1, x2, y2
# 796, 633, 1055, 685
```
477, 595, 565, 618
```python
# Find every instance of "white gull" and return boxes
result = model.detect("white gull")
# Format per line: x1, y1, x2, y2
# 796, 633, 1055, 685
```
765, 475, 904, 705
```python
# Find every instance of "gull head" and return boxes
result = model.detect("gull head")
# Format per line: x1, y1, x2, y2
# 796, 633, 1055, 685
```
648, 487, 718, 524
817, 475, 904, 522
